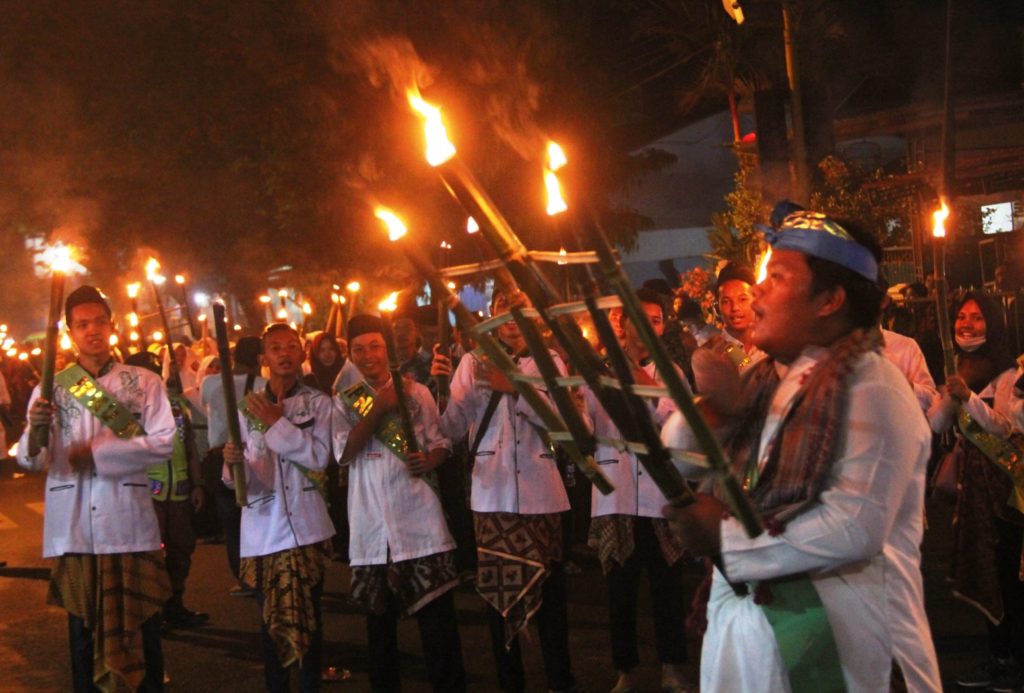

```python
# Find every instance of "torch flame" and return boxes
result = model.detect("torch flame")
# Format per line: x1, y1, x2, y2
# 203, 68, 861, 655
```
375, 207, 408, 242
378, 291, 399, 314
127, 282, 141, 299
932, 199, 950, 239
302, 302, 312, 315
558, 247, 568, 265
35, 241, 86, 276
407, 89, 456, 167
544, 141, 568, 216
756, 248, 773, 284
346, 281, 361, 293
145, 258, 165, 284
466, 217, 479, 234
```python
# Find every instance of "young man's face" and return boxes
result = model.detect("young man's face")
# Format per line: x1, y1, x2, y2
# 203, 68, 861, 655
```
750, 249, 828, 362
717, 279, 755, 334
491, 292, 523, 346
349, 332, 389, 383
68, 303, 113, 361
260, 329, 305, 378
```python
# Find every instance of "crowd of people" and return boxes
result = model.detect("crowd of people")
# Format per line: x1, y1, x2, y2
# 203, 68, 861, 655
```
8, 206, 1024, 693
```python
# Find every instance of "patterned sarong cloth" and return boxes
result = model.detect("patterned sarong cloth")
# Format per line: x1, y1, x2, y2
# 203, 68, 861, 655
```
587, 514, 685, 575
48, 551, 170, 693
240, 541, 330, 668
350, 550, 459, 617
474, 512, 562, 649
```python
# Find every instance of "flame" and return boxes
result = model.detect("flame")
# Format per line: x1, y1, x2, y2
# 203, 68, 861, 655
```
197, 314, 207, 322
558, 247, 568, 265
277, 289, 288, 298
35, 241, 86, 275
4, 348, 15, 357
18, 352, 27, 361
756, 248, 773, 284
60, 334, 72, 350
152, 330, 163, 342
544, 141, 568, 216
440, 240, 452, 250
128, 312, 139, 327
108, 335, 119, 346
446, 281, 457, 290
130, 331, 139, 342
174, 274, 186, 285
8, 442, 18, 458
407, 89, 456, 166
331, 292, 339, 304
233, 324, 242, 331
346, 281, 361, 293
466, 217, 479, 234
30, 347, 41, 356
374, 207, 408, 241
378, 291, 399, 313
127, 282, 141, 299
932, 199, 950, 239
276, 308, 287, 319
302, 302, 312, 315
145, 258, 165, 284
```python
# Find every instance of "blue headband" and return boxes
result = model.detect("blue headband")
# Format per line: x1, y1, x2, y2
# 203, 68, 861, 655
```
763, 211, 878, 282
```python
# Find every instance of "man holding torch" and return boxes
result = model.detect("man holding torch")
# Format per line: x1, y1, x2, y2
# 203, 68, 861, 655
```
333, 313, 465, 692
222, 323, 334, 692
432, 289, 577, 693
18, 285, 178, 692
662, 212, 934, 692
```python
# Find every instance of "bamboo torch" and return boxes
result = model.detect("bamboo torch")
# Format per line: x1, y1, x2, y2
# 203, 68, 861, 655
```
932, 200, 955, 377
146, 258, 182, 392
378, 292, 420, 455
31, 243, 83, 449
212, 302, 248, 506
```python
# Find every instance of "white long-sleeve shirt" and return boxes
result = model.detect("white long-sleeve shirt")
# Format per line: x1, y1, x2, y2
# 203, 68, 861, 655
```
664, 347, 934, 692
927, 367, 1021, 436
333, 378, 455, 566
882, 329, 938, 413
224, 382, 334, 558
440, 351, 569, 514
587, 361, 679, 518
18, 362, 177, 557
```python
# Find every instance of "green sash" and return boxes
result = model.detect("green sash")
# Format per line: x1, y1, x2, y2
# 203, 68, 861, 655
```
340, 381, 439, 495
55, 364, 146, 440
238, 392, 327, 500
958, 409, 1024, 513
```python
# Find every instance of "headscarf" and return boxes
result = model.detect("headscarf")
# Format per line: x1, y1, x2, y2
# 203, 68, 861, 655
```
304, 332, 344, 394
953, 291, 1014, 392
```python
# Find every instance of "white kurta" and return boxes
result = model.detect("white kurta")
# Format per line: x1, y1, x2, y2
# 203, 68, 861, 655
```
588, 361, 679, 518
333, 378, 455, 566
666, 348, 933, 693
18, 362, 177, 557
440, 351, 569, 514
224, 382, 335, 558
882, 328, 938, 413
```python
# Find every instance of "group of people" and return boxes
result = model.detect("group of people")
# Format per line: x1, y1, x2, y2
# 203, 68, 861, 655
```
13, 205, 1024, 693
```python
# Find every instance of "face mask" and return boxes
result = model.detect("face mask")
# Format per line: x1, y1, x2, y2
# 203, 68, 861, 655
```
955, 334, 986, 352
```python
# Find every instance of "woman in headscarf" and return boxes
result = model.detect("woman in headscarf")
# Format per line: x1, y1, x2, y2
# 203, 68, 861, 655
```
929, 291, 1024, 690
302, 332, 344, 395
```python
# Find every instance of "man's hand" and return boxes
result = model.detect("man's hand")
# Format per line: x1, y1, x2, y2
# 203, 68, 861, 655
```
663, 493, 728, 557
406, 450, 440, 476
430, 345, 452, 378
67, 442, 94, 474
477, 359, 516, 394
692, 349, 744, 418
28, 399, 54, 428
223, 441, 244, 467
245, 392, 284, 428
190, 486, 205, 512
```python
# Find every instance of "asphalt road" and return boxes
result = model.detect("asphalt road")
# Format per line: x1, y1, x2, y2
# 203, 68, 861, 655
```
0, 458, 987, 692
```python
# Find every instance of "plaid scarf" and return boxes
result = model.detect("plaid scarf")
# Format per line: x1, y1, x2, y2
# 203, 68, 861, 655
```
725, 327, 883, 521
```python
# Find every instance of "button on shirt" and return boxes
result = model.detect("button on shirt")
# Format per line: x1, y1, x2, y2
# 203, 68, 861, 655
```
18, 362, 177, 557
441, 351, 569, 515
588, 361, 680, 519
333, 378, 455, 566
224, 383, 334, 558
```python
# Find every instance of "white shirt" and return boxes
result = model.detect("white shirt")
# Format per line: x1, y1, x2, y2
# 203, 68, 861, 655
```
587, 361, 679, 518
18, 362, 177, 557
440, 351, 569, 514
665, 348, 933, 692
333, 378, 455, 566
201, 372, 266, 448
882, 328, 938, 412
224, 382, 335, 558
928, 366, 1022, 436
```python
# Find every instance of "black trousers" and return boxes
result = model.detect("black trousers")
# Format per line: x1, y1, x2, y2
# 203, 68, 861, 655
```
214, 477, 242, 581
487, 561, 574, 693
988, 517, 1024, 663
256, 579, 323, 693
68, 612, 163, 692
366, 589, 465, 692
604, 517, 687, 671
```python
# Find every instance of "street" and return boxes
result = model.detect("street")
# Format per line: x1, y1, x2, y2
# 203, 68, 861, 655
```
1, 458, 987, 692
